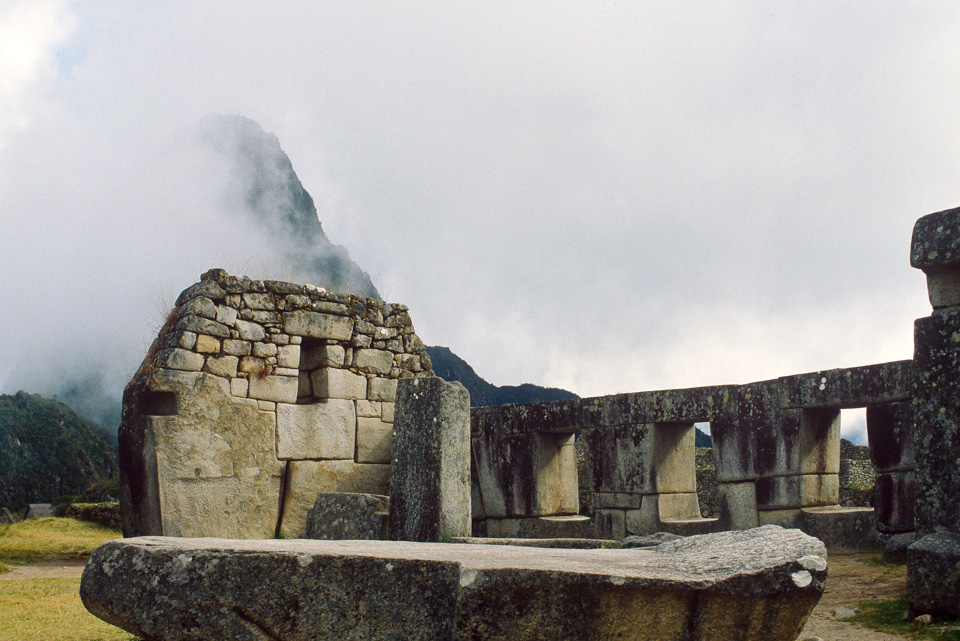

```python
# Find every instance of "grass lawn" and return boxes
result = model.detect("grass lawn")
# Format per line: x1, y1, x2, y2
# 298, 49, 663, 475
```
0, 517, 121, 565
0, 517, 138, 640
0, 577, 139, 641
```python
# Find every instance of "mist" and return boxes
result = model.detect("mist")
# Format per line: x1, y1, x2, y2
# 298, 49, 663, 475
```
3, 2, 960, 447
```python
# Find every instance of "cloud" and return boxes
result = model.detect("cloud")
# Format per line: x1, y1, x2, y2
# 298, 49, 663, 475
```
0, 0, 75, 146
1, 2, 958, 429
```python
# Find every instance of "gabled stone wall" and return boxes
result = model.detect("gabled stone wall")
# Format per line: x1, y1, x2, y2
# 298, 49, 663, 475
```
119, 269, 432, 539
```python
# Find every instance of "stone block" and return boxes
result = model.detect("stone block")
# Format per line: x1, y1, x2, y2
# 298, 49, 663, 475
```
911, 205, 960, 271
356, 417, 393, 464
799, 473, 839, 507
756, 508, 802, 529
368, 376, 398, 402
867, 401, 915, 471
215, 304, 237, 327
581, 422, 655, 495
483, 515, 595, 539
156, 348, 204, 372
925, 270, 960, 308
355, 399, 381, 418
653, 422, 697, 494
242, 292, 275, 310
532, 433, 578, 516
248, 375, 298, 403
283, 310, 354, 340
382, 401, 395, 423
718, 481, 759, 530
179, 295, 217, 320
238, 356, 266, 375
353, 348, 395, 375
592, 492, 643, 510
276, 400, 356, 460
389, 377, 471, 542
194, 334, 220, 354
658, 492, 702, 521
277, 344, 300, 368
297, 371, 311, 399
799, 408, 841, 475
229, 377, 248, 397
912, 310, 960, 536
755, 476, 801, 510
594, 508, 627, 539
798, 506, 879, 553
177, 314, 230, 338
883, 531, 916, 564
875, 470, 916, 533
81, 526, 827, 641
203, 355, 238, 378
233, 319, 265, 341
174, 331, 196, 350
119, 370, 282, 539
313, 367, 367, 400
280, 460, 390, 538
908, 532, 960, 616
257, 400, 275, 411
305, 492, 390, 540
252, 341, 278, 357
222, 339, 250, 356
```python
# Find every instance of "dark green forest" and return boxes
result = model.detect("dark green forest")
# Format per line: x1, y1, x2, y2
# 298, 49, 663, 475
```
0, 391, 118, 514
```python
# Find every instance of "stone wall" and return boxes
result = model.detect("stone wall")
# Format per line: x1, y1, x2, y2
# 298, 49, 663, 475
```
119, 269, 432, 539
470, 360, 913, 550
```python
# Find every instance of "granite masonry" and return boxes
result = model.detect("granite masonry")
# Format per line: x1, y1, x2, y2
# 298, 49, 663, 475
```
118, 268, 433, 540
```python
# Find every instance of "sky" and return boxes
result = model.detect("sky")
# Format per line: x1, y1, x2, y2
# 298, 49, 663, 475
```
2, 2, 959, 444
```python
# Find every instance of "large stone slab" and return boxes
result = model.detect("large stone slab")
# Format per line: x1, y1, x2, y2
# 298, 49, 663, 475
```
81, 526, 827, 641
305, 492, 390, 540
390, 377, 471, 542
907, 532, 960, 617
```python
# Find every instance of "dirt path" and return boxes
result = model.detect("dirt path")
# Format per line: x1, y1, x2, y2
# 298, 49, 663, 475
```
0, 558, 87, 580
799, 553, 910, 641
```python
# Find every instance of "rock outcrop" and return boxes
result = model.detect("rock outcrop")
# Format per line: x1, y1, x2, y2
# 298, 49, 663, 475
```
81, 525, 826, 641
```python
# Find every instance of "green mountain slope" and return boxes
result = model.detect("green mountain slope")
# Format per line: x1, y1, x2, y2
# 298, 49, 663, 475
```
0, 391, 118, 513
425, 345, 579, 407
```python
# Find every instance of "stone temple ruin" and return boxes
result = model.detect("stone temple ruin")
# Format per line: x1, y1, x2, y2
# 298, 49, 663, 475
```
84, 205, 960, 638
119, 268, 433, 540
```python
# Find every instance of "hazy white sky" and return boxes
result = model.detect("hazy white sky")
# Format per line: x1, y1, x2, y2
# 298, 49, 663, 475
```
2, 2, 958, 442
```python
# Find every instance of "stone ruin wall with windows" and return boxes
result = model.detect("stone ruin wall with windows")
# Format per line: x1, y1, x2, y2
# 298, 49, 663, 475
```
119, 268, 433, 540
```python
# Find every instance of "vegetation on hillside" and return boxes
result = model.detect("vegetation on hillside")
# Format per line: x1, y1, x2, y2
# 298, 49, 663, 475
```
426, 345, 580, 407
0, 391, 118, 514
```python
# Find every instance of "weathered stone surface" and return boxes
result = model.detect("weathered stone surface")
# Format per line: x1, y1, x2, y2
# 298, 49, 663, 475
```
356, 417, 393, 464
222, 339, 251, 356
305, 492, 390, 540
276, 400, 356, 460
390, 377, 471, 542
368, 376, 397, 402
911, 205, 960, 271
177, 314, 230, 338
485, 515, 596, 540
277, 344, 300, 368
280, 460, 391, 538
913, 310, 960, 536
883, 531, 916, 564
248, 374, 298, 403
233, 318, 265, 341
283, 310, 354, 340
194, 334, 221, 355
874, 470, 915, 533
623, 532, 685, 548
119, 370, 282, 538
353, 348, 394, 375
156, 348, 205, 372
907, 532, 960, 616
81, 526, 826, 641
312, 368, 367, 400
203, 355, 238, 378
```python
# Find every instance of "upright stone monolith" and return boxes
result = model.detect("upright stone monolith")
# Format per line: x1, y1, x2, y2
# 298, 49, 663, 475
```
389, 377, 471, 542
908, 205, 960, 616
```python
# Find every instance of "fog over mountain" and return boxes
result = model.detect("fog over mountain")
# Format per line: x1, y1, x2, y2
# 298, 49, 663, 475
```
1, 114, 380, 431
